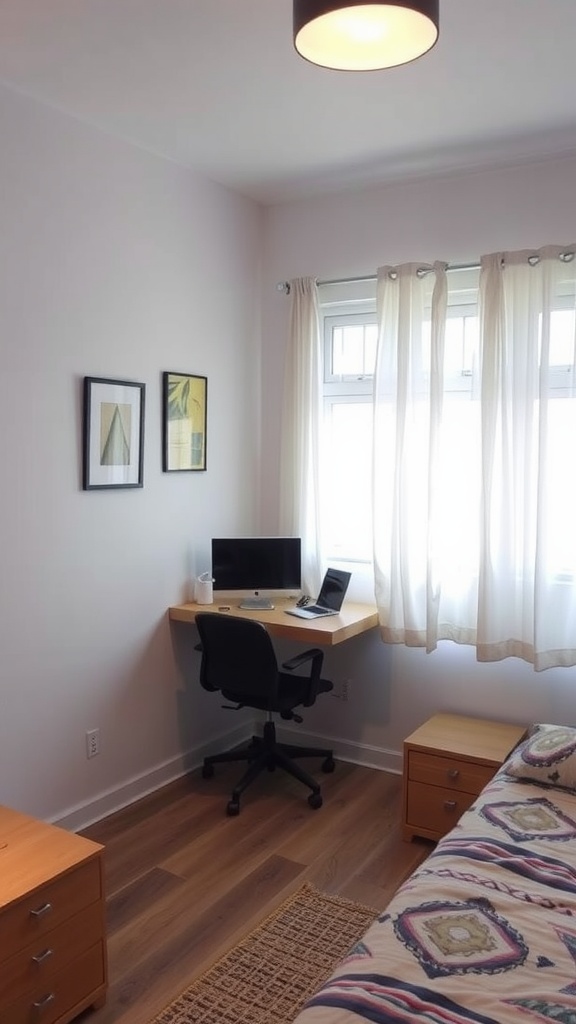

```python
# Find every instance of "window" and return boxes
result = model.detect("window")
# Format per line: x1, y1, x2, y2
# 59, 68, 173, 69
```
320, 272, 480, 566
286, 251, 576, 666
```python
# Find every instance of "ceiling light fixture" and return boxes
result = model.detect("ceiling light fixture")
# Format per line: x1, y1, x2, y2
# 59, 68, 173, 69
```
293, 0, 439, 71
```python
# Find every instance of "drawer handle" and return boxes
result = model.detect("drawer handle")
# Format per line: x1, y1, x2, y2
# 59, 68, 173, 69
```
447, 768, 460, 780
32, 992, 55, 1010
444, 800, 457, 811
30, 902, 52, 918
32, 948, 54, 965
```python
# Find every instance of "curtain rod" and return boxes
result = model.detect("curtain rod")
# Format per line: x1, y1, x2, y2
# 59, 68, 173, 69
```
321, 262, 480, 286
276, 262, 479, 295
276, 251, 575, 294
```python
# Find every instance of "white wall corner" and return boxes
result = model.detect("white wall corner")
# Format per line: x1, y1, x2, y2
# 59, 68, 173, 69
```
275, 725, 402, 775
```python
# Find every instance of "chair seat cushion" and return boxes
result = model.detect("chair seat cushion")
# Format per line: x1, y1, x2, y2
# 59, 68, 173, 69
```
222, 673, 332, 713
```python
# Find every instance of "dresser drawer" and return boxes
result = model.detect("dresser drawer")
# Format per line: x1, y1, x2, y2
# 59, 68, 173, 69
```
0, 860, 102, 957
408, 750, 495, 796
406, 780, 478, 837
0, 903, 103, 1003
0, 942, 106, 1024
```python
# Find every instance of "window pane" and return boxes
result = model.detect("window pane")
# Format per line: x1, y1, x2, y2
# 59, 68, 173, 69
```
365, 324, 378, 371
435, 396, 482, 585
444, 315, 479, 379
545, 396, 576, 577
322, 400, 372, 561
330, 322, 377, 379
550, 309, 576, 366
547, 310, 576, 397
419, 314, 479, 392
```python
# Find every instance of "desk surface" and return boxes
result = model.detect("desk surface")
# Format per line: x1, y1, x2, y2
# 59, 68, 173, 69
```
168, 598, 379, 646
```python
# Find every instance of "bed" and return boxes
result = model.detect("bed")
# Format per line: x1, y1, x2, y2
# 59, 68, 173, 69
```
294, 723, 576, 1024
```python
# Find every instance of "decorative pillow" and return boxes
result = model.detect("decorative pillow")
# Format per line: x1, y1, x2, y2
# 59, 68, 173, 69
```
503, 723, 576, 792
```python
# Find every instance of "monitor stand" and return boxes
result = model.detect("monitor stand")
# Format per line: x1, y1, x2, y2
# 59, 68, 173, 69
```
239, 597, 275, 610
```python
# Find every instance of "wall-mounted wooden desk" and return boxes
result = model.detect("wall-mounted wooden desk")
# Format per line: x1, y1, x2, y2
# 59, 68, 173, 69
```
168, 598, 379, 646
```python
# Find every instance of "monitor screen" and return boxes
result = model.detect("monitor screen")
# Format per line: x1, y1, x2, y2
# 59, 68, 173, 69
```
211, 537, 301, 598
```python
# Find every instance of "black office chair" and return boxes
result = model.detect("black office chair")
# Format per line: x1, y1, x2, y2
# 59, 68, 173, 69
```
196, 612, 336, 815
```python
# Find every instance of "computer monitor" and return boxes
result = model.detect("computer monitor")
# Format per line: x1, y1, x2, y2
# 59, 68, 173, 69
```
211, 537, 301, 609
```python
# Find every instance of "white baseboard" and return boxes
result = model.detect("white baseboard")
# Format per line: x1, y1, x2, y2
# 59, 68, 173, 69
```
54, 722, 402, 832
53, 721, 253, 832
276, 724, 402, 775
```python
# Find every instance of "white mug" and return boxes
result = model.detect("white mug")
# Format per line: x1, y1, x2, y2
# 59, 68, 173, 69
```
195, 573, 214, 605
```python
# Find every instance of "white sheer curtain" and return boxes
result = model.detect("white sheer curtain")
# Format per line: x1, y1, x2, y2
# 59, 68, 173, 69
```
373, 246, 576, 670
279, 277, 323, 596
373, 261, 480, 650
478, 246, 576, 669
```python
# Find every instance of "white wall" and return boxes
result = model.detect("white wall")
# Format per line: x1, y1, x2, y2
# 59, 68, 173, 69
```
3, 84, 575, 827
262, 155, 576, 769
0, 84, 263, 827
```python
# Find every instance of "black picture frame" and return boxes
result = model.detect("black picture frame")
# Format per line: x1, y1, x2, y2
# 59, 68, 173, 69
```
162, 371, 207, 472
83, 376, 145, 490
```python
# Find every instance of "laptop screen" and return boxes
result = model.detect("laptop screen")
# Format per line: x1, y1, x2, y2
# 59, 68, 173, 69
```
318, 568, 352, 610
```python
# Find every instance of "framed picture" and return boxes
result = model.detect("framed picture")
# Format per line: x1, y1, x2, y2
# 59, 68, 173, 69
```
83, 376, 145, 490
163, 371, 207, 472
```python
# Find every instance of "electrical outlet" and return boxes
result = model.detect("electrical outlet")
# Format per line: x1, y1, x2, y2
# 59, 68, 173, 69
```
86, 728, 100, 759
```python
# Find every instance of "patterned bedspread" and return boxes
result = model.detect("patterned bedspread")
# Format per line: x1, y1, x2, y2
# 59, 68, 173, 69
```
294, 773, 576, 1024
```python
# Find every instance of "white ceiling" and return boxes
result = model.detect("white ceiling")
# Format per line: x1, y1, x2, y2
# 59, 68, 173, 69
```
0, 0, 575, 205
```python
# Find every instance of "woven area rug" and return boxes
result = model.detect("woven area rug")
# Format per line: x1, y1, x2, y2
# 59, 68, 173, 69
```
151, 882, 379, 1024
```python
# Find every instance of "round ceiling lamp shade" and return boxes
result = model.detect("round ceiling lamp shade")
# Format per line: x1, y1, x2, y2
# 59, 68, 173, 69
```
293, 0, 439, 71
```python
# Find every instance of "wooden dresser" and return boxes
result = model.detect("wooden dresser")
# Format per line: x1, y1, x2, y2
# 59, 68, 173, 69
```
402, 713, 527, 842
0, 804, 107, 1024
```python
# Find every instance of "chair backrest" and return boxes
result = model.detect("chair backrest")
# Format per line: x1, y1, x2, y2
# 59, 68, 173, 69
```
195, 613, 280, 705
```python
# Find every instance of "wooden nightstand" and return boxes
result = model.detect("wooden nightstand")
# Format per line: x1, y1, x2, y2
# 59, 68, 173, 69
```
0, 805, 107, 1024
402, 713, 527, 842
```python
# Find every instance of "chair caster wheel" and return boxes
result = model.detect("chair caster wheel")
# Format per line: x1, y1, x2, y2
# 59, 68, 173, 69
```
308, 792, 323, 810
226, 799, 240, 816
322, 756, 336, 773
202, 763, 214, 779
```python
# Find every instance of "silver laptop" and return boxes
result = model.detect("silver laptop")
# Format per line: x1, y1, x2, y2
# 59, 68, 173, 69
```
286, 568, 351, 619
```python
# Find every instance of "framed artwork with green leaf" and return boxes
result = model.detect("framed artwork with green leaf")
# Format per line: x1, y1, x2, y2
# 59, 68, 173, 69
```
163, 371, 207, 472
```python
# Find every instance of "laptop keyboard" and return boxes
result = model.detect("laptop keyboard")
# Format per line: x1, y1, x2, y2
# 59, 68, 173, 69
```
306, 605, 334, 615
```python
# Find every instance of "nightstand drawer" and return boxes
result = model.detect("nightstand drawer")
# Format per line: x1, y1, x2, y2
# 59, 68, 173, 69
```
406, 781, 478, 836
408, 750, 495, 796
0, 860, 102, 957
402, 714, 527, 843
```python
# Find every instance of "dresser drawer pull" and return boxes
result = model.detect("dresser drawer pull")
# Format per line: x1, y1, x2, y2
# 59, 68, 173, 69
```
444, 800, 457, 811
32, 992, 55, 1010
447, 768, 460, 780
30, 902, 53, 918
32, 948, 54, 964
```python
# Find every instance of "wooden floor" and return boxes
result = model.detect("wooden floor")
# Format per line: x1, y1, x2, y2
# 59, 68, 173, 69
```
78, 758, 433, 1024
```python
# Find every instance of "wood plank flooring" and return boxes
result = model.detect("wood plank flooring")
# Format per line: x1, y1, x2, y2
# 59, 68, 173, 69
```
78, 759, 433, 1024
